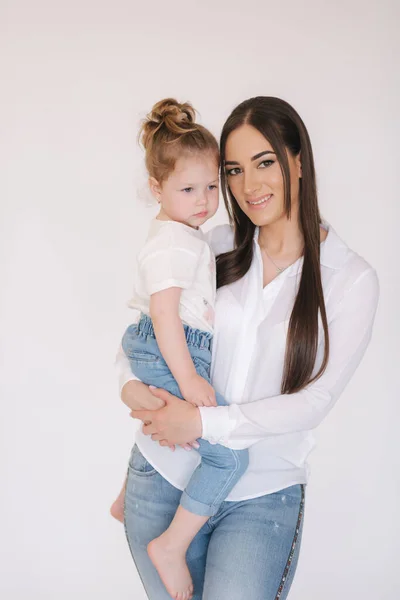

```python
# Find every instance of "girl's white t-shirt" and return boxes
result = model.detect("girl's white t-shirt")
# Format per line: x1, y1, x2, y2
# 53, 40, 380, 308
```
129, 219, 216, 333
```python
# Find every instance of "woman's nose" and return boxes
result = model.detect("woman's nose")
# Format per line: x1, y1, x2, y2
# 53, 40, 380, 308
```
243, 170, 260, 196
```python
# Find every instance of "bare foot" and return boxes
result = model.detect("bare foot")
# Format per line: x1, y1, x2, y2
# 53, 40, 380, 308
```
110, 497, 124, 523
148, 535, 193, 600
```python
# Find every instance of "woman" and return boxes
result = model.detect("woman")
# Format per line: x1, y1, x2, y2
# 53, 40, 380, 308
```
116, 96, 379, 600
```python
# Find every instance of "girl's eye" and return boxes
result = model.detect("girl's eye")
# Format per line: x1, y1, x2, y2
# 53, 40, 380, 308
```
258, 160, 274, 169
182, 187, 193, 193
208, 184, 218, 191
226, 167, 242, 177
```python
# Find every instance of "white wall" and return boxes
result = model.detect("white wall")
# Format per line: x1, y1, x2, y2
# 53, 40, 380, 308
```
1, 1, 398, 598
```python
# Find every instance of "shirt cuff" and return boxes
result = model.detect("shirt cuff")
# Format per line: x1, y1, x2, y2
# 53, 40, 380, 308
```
115, 345, 140, 395
119, 372, 139, 395
198, 405, 236, 446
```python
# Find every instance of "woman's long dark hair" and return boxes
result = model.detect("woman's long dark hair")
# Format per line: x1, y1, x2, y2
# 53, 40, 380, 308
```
217, 97, 329, 394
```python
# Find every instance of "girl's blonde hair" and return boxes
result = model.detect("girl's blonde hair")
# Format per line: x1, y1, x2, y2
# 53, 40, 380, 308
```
139, 98, 219, 182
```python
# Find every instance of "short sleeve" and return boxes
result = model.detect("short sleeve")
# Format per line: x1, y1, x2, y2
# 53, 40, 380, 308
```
205, 224, 234, 256
139, 227, 202, 296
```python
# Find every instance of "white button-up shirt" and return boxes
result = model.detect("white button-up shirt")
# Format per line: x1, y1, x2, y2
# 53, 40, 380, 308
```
116, 223, 379, 500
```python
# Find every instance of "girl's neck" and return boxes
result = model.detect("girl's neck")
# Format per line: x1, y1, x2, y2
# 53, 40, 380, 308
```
156, 207, 171, 222
156, 208, 199, 230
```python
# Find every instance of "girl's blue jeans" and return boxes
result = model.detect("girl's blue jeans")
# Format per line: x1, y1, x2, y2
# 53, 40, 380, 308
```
121, 314, 249, 517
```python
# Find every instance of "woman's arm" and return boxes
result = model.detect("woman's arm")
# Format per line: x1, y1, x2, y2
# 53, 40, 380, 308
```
132, 269, 379, 448
198, 268, 379, 449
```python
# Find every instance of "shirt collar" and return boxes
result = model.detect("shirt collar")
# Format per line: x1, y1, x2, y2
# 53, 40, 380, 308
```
151, 218, 205, 240
254, 222, 349, 277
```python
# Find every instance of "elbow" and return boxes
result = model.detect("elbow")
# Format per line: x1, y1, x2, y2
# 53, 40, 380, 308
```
304, 389, 334, 430
120, 380, 139, 411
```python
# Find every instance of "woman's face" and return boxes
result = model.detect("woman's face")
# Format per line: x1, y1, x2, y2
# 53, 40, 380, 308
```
224, 124, 302, 227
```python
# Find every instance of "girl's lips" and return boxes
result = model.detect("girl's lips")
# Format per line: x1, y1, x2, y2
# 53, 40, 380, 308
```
194, 211, 208, 218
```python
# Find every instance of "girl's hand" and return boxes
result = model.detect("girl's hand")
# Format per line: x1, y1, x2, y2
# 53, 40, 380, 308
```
180, 374, 217, 407
131, 387, 203, 446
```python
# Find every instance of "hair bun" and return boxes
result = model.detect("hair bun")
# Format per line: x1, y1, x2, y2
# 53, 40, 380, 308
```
151, 98, 195, 127
140, 98, 196, 149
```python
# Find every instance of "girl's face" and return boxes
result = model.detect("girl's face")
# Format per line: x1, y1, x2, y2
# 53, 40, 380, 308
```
151, 153, 219, 228
224, 124, 302, 228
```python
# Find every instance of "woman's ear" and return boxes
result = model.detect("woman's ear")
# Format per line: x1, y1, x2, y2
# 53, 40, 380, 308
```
149, 177, 162, 202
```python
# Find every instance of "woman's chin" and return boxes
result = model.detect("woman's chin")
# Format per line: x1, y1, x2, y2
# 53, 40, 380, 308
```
246, 211, 278, 228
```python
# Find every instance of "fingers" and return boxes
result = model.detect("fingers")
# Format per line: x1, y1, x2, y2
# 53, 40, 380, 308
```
142, 423, 159, 436
131, 409, 152, 422
188, 397, 213, 407
208, 389, 217, 406
181, 441, 200, 451
186, 398, 204, 407
158, 440, 176, 451
149, 386, 174, 403
200, 395, 216, 407
206, 395, 216, 407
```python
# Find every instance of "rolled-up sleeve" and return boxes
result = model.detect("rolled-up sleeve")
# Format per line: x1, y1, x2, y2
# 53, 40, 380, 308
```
115, 345, 140, 394
199, 268, 379, 449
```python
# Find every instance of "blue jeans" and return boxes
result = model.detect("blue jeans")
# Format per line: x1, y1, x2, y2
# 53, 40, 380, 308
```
124, 445, 305, 600
121, 314, 249, 517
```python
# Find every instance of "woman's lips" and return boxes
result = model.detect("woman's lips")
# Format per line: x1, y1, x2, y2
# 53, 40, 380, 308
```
246, 194, 273, 209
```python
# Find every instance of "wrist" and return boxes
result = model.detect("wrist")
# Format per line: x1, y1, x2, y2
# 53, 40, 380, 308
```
177, 370, 198, 391
121, 380, 164, 411
193, 406, 203, 439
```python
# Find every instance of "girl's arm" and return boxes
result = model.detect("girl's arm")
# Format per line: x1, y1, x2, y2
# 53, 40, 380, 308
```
150, 288, 216, 406
150, 288, 197, 386
198, 268, 379, 449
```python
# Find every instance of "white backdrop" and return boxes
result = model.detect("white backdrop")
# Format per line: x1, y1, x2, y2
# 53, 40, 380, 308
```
1, 1, 398, 598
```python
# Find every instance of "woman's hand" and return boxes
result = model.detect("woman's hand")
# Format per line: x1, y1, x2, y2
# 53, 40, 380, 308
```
122, 381, 199, 451
131, 387, 203, 446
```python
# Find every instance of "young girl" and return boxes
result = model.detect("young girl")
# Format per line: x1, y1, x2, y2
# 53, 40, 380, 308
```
112, 99, 249, 600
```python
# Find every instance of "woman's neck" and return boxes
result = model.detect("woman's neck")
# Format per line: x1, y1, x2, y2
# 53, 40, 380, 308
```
258, 216, 304, 258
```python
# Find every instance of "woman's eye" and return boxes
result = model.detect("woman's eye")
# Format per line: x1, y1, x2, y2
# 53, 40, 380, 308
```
182, 187, 193, 193
258, 160, 274, 169
226, 167, 241, 177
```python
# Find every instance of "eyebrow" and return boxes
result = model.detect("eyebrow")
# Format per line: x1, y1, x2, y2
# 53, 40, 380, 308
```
180, 178, 219, 186
224, 150, 276, 166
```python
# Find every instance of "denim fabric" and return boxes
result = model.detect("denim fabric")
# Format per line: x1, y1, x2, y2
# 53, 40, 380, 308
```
122, 314, 249, 517
124, 444, 305, 600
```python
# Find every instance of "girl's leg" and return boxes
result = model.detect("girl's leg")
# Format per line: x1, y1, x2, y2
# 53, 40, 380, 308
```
124, 445, 211, 600
148, 507, 209, 599
147, 398, 248, 599
110, 476, 127, 523
202, 485, 305, 600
